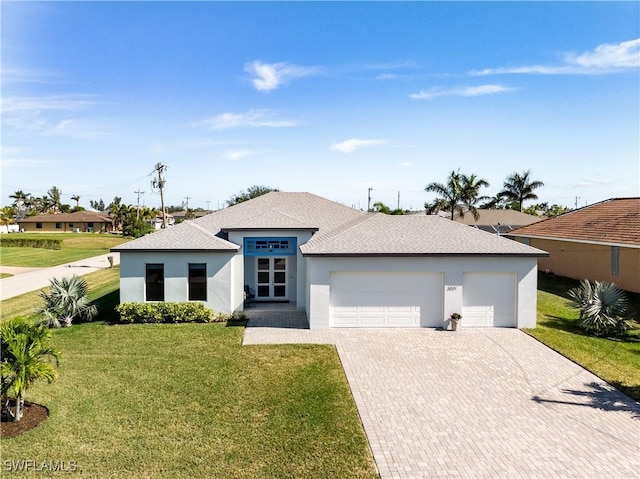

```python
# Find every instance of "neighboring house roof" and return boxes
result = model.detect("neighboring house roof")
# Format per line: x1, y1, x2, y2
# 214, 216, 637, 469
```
509, 198, 640, 247
453, 209, 542, 231
300, 214, 547, 256
18, 211, 112, 223
113, 191, 546, 256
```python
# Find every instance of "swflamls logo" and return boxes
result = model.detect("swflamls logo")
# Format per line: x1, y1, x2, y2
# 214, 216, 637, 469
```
3, 460, 78, 473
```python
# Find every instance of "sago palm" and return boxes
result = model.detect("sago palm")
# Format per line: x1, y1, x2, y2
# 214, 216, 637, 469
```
0, 318, 60, 422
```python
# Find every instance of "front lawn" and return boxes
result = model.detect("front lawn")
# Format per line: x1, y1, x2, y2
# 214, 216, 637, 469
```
0, 296, 376, 478
0, 233, 129, 267
526, 273, 640, 401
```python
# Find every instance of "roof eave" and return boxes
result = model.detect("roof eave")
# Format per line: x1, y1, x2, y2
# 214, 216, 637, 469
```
301, 252, 549, 258
509, 233, 640, 249
221, 227, 319, 232
111, 247, 240, 253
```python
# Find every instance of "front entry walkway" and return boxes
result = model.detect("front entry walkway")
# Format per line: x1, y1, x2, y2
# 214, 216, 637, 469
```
243, 319, 640, 478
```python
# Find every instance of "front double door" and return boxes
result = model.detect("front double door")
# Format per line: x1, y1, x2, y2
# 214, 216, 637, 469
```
256, 257, 287, 300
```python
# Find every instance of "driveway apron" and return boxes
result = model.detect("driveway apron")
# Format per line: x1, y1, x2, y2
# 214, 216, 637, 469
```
245, 325, 640, 478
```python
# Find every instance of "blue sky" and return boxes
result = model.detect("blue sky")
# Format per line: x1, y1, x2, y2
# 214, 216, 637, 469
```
2, 1, 639, 211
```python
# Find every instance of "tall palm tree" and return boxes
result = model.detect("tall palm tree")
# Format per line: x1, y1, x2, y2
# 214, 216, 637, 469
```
459, 173, 490, 220
425, 170, 490, 220
47, 186, 63, 213
498, 170, 545, 212
71, 194, 81, 208
0, 206, 17, 226
0, 318, 60, 422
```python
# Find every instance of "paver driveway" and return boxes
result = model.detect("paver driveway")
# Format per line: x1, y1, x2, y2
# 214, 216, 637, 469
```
245, 322, 640, 478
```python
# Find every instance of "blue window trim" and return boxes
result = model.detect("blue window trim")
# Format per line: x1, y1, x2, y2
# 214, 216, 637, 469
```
244, 237, 297, 256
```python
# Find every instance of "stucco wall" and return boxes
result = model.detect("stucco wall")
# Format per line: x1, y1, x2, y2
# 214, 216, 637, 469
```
18, 221, 110, 233
527, 238, 640, 294
119, 251, 237, 313
306, 256, 539, 329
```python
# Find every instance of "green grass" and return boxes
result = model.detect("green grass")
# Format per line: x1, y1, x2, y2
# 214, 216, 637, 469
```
0, 273, 12, 279
526, 273, 640, 401
0, 233, 129, 267
1, 322, 377, 478
0, 267, 121, 323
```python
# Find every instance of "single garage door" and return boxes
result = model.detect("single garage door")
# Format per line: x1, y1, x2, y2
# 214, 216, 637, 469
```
463, 272, 516, 327
330, 272, 443, 327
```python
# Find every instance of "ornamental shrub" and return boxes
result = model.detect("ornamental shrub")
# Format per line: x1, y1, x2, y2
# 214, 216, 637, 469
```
0, 237, 62, 249
115, 302, 214, 324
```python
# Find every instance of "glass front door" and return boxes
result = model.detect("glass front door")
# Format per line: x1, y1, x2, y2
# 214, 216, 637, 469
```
256, 257, 287, 300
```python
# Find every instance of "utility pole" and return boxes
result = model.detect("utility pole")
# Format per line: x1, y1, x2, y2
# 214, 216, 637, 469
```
367, 187, 373, 212
183, 196, 191, 210
575, 196, 580, 210
206, 200, 211, 211
134, 189, 145, 219
152, 163, 168, 228
397, 190, 400, 210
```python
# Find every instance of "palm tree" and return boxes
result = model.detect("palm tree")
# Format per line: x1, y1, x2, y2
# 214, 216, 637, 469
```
568, 280, 629, 337
459, 173, 490, 221
47, 186, 63, 213
38, 275, 98, 328
0, 206, 17, 227
0, 318, 60, 422
498, 170, 545, 212
71, 194, 81, 208
425, 170, 490, 220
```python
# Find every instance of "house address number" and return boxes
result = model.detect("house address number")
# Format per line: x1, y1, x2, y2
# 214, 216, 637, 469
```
446, 286, 457, 292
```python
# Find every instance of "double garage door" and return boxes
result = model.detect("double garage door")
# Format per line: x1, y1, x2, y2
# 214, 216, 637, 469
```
329, 271, 517, 328
330, 272, 443, 327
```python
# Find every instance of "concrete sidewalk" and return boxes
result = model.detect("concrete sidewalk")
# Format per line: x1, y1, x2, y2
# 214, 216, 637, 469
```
0, 252, 120, 301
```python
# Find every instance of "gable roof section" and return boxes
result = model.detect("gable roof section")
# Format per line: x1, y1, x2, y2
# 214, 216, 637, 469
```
509, 198, 640, 248
112, 220, 239, 252
301, 214, 547, 256
18, 211, 112, 223
113, 192, 364, 251
453, 209, 542, 227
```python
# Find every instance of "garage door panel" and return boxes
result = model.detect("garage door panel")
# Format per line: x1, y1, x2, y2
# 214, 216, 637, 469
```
463, 273, 515, 327
330, 272, 442, 328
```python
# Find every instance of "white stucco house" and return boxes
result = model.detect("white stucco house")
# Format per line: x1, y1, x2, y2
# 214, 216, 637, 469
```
112, 192, 547, 329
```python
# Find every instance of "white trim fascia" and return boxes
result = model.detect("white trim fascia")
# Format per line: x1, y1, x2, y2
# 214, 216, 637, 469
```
510, 233, 640, 249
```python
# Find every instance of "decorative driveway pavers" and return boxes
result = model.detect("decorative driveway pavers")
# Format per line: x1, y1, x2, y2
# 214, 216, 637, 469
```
244, 323, 640, 478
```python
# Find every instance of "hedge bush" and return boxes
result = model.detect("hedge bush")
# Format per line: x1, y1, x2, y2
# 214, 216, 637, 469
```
0, 237, 63, 250
115, 302, 216, 324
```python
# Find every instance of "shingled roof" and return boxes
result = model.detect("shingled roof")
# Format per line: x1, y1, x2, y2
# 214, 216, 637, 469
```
301, 214, 547, 256
509, 198, 640, 247
113, 192, 363, 251
113, 191, 548, 256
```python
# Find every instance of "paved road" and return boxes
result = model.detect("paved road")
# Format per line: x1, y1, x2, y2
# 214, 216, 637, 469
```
0, 252, 120, 301
244, 317, 640, 479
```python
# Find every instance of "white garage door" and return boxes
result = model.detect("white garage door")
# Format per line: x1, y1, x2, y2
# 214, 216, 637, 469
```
463, 273, 516, 327
330, 272, 443, 327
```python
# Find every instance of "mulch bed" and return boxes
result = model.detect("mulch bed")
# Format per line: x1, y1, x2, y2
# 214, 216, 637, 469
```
1, 400, 49, 437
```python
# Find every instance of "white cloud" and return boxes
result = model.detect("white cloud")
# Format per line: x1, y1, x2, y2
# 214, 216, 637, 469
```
576, 177, 612, 187
410, 84, 513, 100
330, 139, 389, 153
472, 38, 640, 76
244, 60, 319, 92
225, 150, 253, 161
199, 109, 298, 130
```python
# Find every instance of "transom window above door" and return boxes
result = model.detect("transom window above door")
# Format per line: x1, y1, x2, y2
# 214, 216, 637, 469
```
244, 237, 297, 256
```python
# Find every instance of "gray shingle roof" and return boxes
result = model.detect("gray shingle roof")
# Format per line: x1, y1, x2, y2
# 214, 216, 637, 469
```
453, 209, 543, 227
300, 214, 548, 256
112, 192, 363, 251
112, 220, 239, 251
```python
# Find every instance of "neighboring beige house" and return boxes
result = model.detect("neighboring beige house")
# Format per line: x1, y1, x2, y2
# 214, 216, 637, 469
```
113, 192, 547, 329
18, 211, 113, 233
509, 198, 640, 293
453, 209, 543, 235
